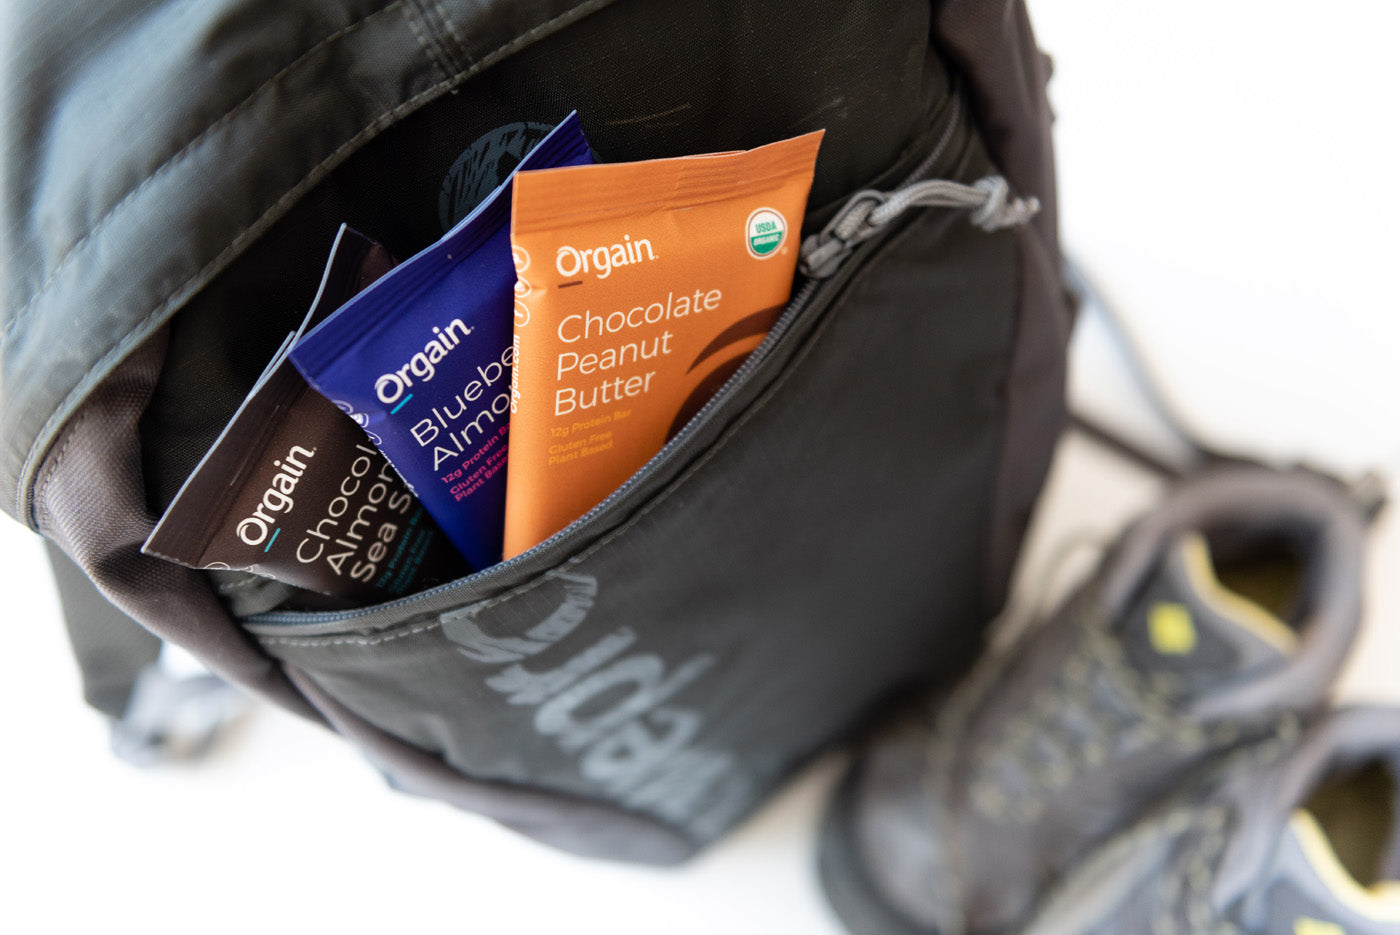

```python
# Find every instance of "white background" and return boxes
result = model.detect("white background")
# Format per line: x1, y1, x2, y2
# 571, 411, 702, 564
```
2, 3, 1397, 932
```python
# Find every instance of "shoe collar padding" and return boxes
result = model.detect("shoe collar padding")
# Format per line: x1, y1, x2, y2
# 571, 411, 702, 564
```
1098, 466, 1366, 725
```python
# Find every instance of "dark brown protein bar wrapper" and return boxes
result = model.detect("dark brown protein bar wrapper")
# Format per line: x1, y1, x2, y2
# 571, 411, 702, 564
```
143, 226, 470, 601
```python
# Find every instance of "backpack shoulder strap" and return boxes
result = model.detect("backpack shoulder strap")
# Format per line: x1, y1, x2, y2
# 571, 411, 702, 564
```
45, 540, 246, 764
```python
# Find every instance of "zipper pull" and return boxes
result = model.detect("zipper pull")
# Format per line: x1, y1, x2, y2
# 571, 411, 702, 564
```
799, 175, 1040, 279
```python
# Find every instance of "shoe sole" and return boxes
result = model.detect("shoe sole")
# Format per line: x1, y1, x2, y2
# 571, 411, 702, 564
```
817, 758, 936, 935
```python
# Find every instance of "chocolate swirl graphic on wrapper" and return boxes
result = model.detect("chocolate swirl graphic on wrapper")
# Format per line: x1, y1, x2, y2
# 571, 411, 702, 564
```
666, 305, 783, 441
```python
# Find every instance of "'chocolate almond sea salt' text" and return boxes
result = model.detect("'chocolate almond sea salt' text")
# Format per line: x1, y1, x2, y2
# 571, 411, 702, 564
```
143, 227, 468, 601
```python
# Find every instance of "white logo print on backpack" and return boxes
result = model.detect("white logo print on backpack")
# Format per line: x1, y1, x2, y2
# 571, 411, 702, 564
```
441, 573, 752, 838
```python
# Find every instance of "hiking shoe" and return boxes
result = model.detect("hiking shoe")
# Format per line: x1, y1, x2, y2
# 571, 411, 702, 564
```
1022, 705, 1400, 935
819, 466, 1369, 935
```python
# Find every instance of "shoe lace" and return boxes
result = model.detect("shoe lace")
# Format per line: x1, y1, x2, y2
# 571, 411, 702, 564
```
1015, 724, 1301, 935
1146, 806, 1240, 935
1147, 719, 1301, 935
967, 591, 1249, 823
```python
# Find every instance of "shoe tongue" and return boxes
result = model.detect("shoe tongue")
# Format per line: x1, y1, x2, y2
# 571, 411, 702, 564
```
1117, 532, 1297, 696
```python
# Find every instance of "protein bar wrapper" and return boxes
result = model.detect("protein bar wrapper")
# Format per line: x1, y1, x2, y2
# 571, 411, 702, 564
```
143, 226, 470, 600
290, 112, 593, 569
505, 130, 823, 557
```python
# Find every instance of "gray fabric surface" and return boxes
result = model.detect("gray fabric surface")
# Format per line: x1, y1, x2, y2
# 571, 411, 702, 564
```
3, 0, 1067, 861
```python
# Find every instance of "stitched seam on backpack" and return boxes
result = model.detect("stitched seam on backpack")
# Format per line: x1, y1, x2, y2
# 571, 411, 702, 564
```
404, 0, 470, 76
255, 214, 931, 646
403, 0, 457, 79
16, 0, 620, 525
1, 0, 407, 349
33, 410, 88, 536
261, 621, 441, 648
429, 0, 469, 61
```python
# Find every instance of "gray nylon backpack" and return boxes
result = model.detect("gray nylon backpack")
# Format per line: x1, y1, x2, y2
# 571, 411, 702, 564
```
1, 0, 1067, 863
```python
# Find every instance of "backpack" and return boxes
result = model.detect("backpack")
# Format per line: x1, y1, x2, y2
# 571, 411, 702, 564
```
1, 0, 1067, 864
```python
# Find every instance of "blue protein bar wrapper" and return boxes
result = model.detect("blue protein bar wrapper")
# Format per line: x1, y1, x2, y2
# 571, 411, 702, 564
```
291, 112, 592, 569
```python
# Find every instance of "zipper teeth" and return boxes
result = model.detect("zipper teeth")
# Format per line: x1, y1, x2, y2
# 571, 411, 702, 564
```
249, 277, 824, 627
907, 82, 962, 190
248, 93, 965, 629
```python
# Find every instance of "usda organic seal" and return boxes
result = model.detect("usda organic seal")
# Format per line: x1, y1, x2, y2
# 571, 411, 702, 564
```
745, 207, 787, 258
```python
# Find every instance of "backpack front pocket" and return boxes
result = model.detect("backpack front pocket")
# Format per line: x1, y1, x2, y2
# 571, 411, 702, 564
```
244, 130, 1032, 848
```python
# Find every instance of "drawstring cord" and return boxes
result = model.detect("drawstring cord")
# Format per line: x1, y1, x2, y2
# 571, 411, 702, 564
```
800, 175, 1040, 279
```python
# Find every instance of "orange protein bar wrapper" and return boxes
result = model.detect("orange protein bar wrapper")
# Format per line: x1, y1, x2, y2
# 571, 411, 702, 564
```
504, 130, 823, 557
